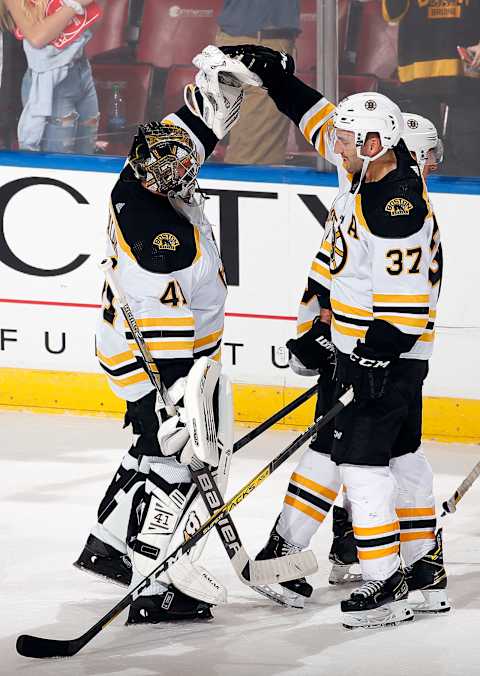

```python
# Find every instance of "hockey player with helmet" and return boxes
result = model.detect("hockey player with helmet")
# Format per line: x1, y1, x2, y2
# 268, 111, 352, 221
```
193, 45, 448, 628
73, 55, 260, 624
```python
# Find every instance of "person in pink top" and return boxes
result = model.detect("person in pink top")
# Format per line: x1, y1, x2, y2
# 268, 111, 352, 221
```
0, 0, 102, 153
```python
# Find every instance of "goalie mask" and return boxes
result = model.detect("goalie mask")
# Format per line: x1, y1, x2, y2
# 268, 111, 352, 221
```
128, 122, 200, 197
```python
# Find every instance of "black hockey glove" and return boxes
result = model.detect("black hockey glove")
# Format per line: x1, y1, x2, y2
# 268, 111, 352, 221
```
287, 319, 336, 377
347, 342, 393, 405
219, 44, 295, 90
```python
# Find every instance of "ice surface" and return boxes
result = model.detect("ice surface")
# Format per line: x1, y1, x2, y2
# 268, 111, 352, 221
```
1, 410, 479, 675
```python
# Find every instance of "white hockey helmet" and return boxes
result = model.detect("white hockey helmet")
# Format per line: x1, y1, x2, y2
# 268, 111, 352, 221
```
402, 113, 444, 168
334, 92, 404, 161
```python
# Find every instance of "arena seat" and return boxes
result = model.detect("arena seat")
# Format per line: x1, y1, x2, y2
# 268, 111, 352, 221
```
161, 65, 197, 117
85, 0, 130, 61
136, 0, 221, 69
338, 74, 378, 101
92, 63, 153, 154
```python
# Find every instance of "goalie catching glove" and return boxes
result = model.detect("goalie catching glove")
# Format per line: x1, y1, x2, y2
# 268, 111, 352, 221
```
185, 45, 261, 139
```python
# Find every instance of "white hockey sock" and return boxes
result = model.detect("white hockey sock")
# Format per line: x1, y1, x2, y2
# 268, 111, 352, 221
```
278, 449, 341, 549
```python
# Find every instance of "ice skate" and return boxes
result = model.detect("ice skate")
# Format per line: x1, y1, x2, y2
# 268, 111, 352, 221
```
73, 534, 132, 587
341, 567, 413, 629
126, 584, 213, 624
253, 519, 313, 608
406, 529, 451, 614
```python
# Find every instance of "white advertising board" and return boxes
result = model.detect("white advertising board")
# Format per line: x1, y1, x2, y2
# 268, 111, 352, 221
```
0, 163, 478, 399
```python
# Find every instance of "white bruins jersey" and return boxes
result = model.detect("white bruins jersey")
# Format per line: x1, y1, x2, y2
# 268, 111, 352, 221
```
96, 113, 227, 401
292, 95, 442, 359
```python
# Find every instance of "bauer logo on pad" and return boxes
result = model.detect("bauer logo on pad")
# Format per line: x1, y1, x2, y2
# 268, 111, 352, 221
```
153, 233, 181, 251
385, 198, 413, 216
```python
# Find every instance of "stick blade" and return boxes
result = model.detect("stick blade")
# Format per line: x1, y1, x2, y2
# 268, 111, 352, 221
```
16, 634, 80, 659
248, 550, 318, 585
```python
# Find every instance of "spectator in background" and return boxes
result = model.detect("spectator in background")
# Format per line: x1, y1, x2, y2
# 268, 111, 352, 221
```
216, 0, 300, 164
383, 0, 480, 176
0, 0, 102, 153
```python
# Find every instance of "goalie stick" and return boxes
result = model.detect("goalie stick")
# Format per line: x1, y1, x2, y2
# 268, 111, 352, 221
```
441, 458, 480, 516
16, 388, 353, 659
99, 257, 317, 587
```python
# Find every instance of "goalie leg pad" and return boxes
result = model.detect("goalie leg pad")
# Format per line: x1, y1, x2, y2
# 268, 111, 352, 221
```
129, 456, 227, 604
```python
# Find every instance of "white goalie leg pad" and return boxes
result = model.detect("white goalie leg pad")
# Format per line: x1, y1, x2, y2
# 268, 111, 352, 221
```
91, 449, 145, 553
185, 357, 222, 466
129, 457, 196, 595
168, 372, 233, 604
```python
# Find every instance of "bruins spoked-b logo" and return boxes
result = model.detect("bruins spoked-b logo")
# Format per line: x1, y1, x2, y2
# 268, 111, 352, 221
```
385, 198, 414, 217
330, 220, 348, 275
153, 232, 180, 251
365, 99, 377, 111
406, 118, 419, 129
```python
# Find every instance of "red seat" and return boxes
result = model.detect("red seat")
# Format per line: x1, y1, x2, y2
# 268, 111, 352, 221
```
136, 0, 221, 69
296, 0, 351, 72
354, 0, 398, 79
92, 63, 154, 154
85, 0, 129, 61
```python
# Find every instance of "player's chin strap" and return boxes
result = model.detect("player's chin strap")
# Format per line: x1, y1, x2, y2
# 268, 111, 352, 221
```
185, 44, 261, 139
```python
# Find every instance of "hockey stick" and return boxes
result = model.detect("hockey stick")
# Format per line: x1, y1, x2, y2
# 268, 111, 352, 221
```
441, 458, 480, 516
16, 388, 353, 659
100, 257, 316, 586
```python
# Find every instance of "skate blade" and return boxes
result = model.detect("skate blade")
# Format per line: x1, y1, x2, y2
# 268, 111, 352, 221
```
342, 600, 414, 629
251, 584, 305, 609
72, 561, 130, 588
410, 589, 451, 614
328, 564, 362, 586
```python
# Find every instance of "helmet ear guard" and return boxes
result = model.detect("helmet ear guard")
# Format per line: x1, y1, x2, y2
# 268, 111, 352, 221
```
334, 92, 404, 162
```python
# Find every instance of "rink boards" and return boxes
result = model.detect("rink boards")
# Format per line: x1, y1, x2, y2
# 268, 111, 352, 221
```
0, 152, 478, 441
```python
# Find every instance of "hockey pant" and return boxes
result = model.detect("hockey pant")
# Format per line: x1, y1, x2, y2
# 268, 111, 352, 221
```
90, 374, 233, 604
277, 446, 436, 579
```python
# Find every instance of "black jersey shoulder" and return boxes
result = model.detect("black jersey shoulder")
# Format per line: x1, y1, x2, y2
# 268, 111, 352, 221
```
111, 172, 198, 274
359, 154, 429, 239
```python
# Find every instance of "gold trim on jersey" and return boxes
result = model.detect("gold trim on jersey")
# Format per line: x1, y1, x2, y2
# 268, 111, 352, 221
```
376, 314, 429, 329
311, 260, 331, 280
398, 58, 462, 83
127, 317, 194, 328
109, 372, 149, 388
419, 331, 435, 342
109, 200, 136, 262
354, 194, 370, 232
297, 319, 314, 336
300, 98, 336, 147
332, 317, 367, 338
96, 349, 135, 366
128, 340, 194, 352
331, 299, 372, 318
194, 328, 224, 350
400, 532, 435, 543
373, 293, 430, 304
193, 226, 202, 264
